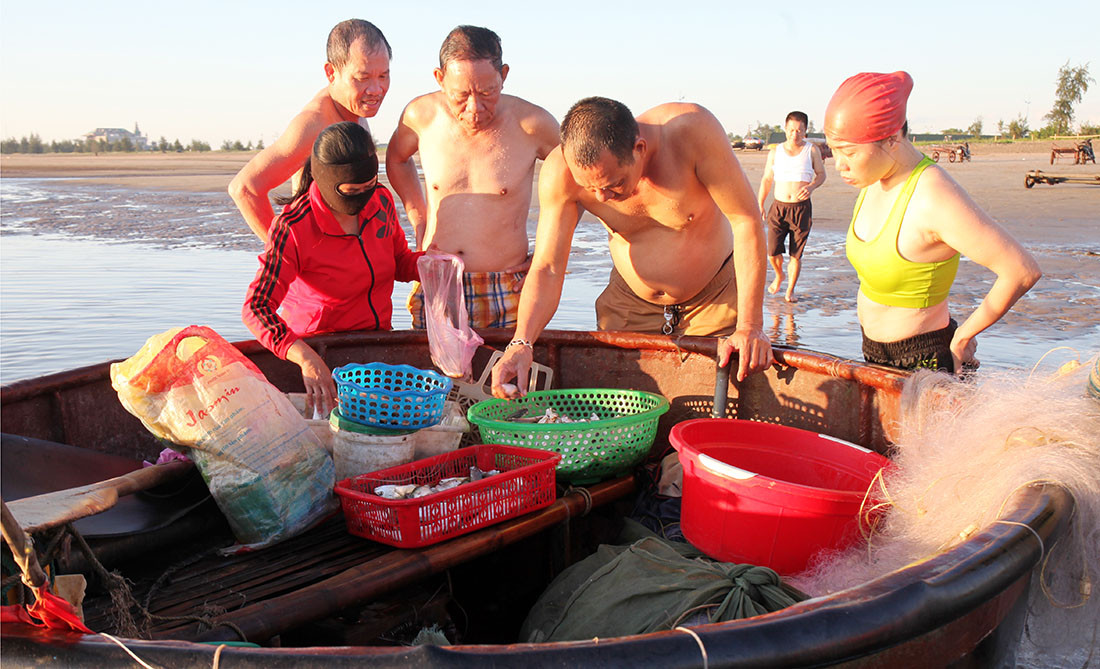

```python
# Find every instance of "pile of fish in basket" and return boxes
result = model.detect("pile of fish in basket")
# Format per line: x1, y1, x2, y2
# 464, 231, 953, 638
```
329, 359, 669, 548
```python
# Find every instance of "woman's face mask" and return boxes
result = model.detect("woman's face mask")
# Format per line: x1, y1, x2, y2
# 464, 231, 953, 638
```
311, 152, 379, 215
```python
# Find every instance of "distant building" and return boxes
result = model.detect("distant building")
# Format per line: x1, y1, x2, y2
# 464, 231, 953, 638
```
82, 123, 148, 149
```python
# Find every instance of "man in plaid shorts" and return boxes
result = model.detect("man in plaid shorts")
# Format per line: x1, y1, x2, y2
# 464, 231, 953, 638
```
386, 25, 559, 328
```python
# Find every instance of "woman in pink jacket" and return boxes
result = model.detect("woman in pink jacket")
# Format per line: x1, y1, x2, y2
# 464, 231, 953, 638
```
243, 121, 422, 415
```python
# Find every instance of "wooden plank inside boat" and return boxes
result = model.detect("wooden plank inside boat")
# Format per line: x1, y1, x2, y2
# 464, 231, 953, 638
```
79, 476, 635, 644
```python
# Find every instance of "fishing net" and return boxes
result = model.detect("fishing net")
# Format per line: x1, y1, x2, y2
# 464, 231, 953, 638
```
791, 352, 1100, 667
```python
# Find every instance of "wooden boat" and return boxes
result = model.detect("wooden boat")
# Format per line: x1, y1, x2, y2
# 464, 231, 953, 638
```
1, 330, 1073, 667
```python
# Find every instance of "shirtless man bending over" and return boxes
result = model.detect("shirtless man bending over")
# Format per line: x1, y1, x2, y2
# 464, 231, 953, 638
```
230, 19, 391, 242
491, 97, 774, 396
756, 111, 826, 303
386, 25, 559, 329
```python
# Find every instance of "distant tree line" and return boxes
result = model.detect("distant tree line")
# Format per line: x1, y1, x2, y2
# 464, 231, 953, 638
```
220, 139, 265, 151
0, 135, 215, 154
1, 135, 267, 154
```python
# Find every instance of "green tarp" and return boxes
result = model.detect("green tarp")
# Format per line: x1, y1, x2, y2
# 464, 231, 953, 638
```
521, 524, 806, 642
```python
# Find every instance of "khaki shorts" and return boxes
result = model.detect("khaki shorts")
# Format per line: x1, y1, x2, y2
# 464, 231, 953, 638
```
408, 269, 525, 330
595, 254, 738, 337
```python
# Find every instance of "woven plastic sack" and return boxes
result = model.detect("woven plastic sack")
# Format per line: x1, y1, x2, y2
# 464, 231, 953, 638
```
111, 326, 336, 551
417, 253, 483, 378
520, 531, 806, 642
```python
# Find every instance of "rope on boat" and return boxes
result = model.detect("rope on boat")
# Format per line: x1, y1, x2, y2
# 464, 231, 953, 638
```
990, 479, 1094, 610
673, 334, 689, 363
993, 520, 1045, 564
141, 546, 222, 613
3, 525, 72, 596
98, 633, 159, 669
2, 572, 24, 592
212, 643, 228, 669
563, 486, 593, 516
64, 523, 248, 642
673, 625, 709, 669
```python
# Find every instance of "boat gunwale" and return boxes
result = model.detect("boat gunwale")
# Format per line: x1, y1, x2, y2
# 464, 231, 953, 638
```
1, 329, 908, 403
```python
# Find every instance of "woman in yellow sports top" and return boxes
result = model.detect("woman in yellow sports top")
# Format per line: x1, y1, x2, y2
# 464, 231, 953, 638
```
825, 71, 1041, 373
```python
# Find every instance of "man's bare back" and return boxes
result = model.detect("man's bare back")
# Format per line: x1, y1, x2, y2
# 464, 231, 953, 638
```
393, 91, 557, 271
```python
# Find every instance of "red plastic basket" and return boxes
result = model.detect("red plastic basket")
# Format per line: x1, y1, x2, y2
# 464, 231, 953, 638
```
334, 445, 560, 548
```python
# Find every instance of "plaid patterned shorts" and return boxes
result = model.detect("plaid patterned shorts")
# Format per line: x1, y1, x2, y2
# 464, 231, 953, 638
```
407, 269, 525, 329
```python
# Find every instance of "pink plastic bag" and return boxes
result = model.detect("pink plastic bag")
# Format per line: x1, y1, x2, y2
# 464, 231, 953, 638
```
417, 253, 483, 378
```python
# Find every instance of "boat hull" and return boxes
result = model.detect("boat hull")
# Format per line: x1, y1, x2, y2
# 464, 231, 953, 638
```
0, 330, 1073, 667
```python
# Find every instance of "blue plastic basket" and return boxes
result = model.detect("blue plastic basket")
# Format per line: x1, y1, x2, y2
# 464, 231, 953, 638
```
333, 363, 453, 430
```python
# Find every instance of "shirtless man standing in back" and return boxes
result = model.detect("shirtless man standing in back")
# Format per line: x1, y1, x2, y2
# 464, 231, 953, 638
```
386, 25, 559, 328
491, 97, 774, 395
756, 111, 826, 303
230, 19, 391, 242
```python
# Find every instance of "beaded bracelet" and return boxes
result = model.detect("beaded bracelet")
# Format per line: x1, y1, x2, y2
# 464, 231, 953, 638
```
506, 339, 534, 350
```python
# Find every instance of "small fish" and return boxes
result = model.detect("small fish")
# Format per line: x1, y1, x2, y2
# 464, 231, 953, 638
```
375, 483, 419, 499
374, 484, 398, 499
412, 485, 434, 498
435, 477, 467, 491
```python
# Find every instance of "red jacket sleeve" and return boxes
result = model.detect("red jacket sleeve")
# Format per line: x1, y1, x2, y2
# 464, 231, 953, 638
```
242, 217, 301, 359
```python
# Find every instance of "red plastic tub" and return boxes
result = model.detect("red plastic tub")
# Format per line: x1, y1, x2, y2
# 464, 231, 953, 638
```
669, 419, 890, 575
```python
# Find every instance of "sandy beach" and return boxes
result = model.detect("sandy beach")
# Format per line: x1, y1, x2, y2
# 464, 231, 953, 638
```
3, 142, 1096, 249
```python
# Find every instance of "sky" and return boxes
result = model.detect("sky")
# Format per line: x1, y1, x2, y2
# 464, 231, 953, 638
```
1, 0, 1097, 148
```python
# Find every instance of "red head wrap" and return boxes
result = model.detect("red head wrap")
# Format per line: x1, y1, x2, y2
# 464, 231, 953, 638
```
824, 71, 913, 143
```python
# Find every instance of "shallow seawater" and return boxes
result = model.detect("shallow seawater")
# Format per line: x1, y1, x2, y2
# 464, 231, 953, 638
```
1, 178, 1097, 384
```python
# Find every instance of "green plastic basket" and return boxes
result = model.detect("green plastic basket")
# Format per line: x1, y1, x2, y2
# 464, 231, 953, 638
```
466, 389, 670, 484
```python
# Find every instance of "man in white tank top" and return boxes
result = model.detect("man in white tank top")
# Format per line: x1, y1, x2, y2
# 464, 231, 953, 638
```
756, 111, 826, 302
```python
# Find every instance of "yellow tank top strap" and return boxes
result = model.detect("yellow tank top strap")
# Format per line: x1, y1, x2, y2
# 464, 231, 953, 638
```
850, 155, 935, 230
888, 156, 935, 229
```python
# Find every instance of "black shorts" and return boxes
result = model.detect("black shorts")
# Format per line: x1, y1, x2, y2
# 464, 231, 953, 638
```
767, 199, 813, 257
862, 319, 957, 374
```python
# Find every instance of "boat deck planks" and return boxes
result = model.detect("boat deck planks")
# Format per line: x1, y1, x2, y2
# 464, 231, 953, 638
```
82, 514, 390, 637
81, 477, 634, 642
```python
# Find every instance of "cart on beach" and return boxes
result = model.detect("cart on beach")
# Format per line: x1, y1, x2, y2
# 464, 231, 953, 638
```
1024, 169, 1100, 188
1050, 138, 1095, 165
928, 143, 971, 163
